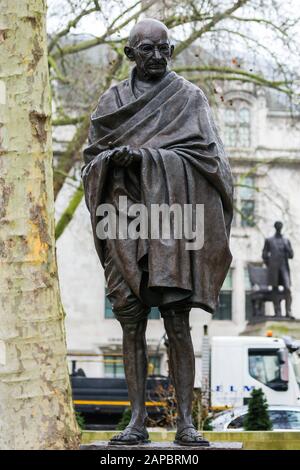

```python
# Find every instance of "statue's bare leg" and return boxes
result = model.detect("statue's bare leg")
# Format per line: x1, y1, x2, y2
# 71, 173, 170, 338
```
162, 309, 209, 446
272, 286, 282, 316
110, 317, 150, 445
285, 287, 292, 317
121, 319, 149, 428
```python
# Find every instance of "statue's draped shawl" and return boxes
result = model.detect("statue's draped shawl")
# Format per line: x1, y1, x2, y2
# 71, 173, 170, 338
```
82, 68, 233, 313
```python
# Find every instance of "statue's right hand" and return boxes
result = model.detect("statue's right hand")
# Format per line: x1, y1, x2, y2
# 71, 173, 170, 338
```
110, 146, 131, 167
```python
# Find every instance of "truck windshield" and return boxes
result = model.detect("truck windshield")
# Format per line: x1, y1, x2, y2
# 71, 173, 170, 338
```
248, 348, 288, 391
291, 352, 300, 387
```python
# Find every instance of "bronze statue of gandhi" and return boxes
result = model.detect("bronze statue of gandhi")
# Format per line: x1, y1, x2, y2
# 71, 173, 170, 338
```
82, 18, 233, 446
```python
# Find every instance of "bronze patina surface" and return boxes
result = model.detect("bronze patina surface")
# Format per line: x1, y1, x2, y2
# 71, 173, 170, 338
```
82, 18, 233, 446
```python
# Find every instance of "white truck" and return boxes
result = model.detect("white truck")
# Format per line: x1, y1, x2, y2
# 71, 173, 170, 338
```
201, 334, 300, 410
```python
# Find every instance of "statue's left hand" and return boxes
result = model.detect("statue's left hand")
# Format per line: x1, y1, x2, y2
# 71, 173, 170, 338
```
110, 146, 142, 167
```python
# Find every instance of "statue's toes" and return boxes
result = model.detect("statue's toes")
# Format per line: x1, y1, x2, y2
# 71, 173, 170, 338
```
109, 426, 149, 445
175, 426, 210, 446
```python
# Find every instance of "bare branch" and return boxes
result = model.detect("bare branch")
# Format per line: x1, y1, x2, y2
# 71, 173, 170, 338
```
55, 185, 84, 240
211, 27, 294, 92
192, 74, 293, 95
50, 0, 157, 59
48, 5, 100, 52
48, 55, 70, 83
52, 116, 86, 126
53, 53, 124, 198
173, 0, 250, 58
174, 65, 294, 94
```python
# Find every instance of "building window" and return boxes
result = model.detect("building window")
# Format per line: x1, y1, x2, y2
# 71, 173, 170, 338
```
245, 268, 252, 320
148, 355, 161, 375
104, 354, 161, 378
240, 176, 255, 227
214, 269, 233, 320
104, 354, 124, 378
224, 102, 251, 148
104, 289, 161, 320
104, 290, 114, 318
233, 175, 256, 228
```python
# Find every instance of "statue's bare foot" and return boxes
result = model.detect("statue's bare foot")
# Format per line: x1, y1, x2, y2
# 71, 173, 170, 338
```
174, 425, 210, 447
109, 425, 150, 446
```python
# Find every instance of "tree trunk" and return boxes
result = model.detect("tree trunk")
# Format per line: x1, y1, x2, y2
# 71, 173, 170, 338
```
0, 0, 80, 449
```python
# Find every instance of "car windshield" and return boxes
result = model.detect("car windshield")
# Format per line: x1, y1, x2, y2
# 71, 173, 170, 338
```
269, 410, 300, 430
227, 415, 245, 429
228, 410, 300, 430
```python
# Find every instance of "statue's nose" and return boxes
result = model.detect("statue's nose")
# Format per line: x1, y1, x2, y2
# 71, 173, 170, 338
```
154, 48, 161, 59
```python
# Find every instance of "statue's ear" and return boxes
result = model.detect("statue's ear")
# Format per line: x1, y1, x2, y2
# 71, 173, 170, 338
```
124, 46, 135, 61
170, 44, 174, 58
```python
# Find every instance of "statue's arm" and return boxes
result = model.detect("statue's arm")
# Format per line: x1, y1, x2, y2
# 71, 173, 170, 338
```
262, 239, 270, 265
285, 239, 294, 259
82, 89, 125, 167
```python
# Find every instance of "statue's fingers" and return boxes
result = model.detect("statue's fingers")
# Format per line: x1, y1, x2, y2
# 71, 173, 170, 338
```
112, 150, 123, 159
122, 153, 132, 167
123, 156, 132, 167
110, 150, 119, 159
116, 155, 128, 165
116, 145, 128, 155
118, 151, 131, 160
111, 153, 128, 167
117, 154, 131, 167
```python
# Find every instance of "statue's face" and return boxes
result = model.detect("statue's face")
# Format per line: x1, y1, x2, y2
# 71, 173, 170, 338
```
125, 23, 174, 80
274, 221, 283, 233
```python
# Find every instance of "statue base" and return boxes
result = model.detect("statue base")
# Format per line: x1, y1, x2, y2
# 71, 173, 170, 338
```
80, 441, 242, 451
242, 319, 300, 337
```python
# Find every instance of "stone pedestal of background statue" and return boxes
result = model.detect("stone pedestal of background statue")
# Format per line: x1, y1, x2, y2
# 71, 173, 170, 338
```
242, 319, 300, 337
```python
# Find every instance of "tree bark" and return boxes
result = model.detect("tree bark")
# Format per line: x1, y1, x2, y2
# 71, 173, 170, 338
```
0, 0, 80, 449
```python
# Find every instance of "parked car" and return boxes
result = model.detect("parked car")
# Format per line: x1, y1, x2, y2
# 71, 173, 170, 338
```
211, 405, 300, 431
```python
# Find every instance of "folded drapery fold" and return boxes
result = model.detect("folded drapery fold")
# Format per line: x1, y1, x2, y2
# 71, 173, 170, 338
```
82, 67, 233, 313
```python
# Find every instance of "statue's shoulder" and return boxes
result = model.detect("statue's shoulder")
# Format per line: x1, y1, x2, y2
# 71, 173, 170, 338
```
263, 236, 273, 246
267, 235, 289, 244
102, 79, 130, 100
92, 78, 130, 117
174, 72, 209, 103
109, 77, 131, 96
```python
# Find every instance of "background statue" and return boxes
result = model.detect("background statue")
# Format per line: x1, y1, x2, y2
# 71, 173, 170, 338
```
82, 18, 233, 446
262, 221, 294, 317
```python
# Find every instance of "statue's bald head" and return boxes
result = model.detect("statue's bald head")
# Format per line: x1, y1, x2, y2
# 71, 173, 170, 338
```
125, 18, 174, 81
274, 221, 283, 233
128, 18, 170, 47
